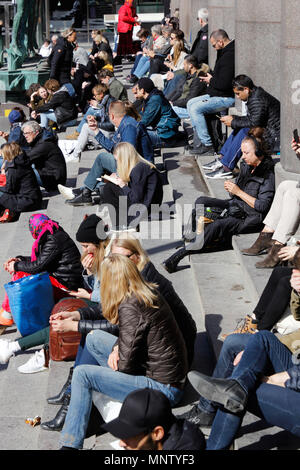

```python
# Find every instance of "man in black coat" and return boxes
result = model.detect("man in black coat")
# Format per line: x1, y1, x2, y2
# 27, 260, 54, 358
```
48, 29, 77, 84
187, 29, 235, 156
190, 8, 209, 65
21, 121, 67, 192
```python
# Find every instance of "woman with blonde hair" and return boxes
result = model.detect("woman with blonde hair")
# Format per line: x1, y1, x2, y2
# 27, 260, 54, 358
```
0, 142, 42, 223
59, 253, 188, 450
101, 141, 163, 228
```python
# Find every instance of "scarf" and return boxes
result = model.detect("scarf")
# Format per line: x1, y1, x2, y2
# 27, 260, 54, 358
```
29, 213, 59, 262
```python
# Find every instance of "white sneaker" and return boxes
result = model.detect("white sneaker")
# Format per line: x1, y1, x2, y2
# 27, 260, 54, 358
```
0, 339, 14, 364
58, 184, 75, 200
17, 349, 49, 374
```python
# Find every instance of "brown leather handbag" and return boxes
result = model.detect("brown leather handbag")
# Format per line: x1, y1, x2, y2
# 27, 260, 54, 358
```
49, 297, 87, 361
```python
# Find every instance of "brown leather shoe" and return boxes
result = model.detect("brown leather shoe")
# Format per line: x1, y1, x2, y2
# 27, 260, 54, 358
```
66, 131, 79, 140
242, 232, 274, 256
255, 243, 284, 269
221, 314, 258, 340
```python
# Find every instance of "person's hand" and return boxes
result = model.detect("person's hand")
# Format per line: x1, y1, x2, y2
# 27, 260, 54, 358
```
278, 245, 299, 262
220, 115, 233, 127
108, 346, 119, 371
233, 350, 244, 366
224, 180, 240, 196
262, 371, 290, 387
148, 50, 155, 58
82, 81, 90, 89
69, 288, 92, 300
6, 261, 16, 275
108, 174, 126, 188
50, 318, 79, 333
291, 138, 300, 154
87, 115, 98, 133
0, 130, 9, 140
200, 72, 212, 84
4, 257, 19, 272
166, 71, 174, 81
89, 99, 98, 108
82, 253, 94, 271
50, 310, 80, 322
291, 269, 300, 293
30, 91, 38, 101
31, 110, 37, 119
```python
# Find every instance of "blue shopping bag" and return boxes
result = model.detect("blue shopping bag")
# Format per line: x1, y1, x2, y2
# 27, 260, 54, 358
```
4, 272, 55, 337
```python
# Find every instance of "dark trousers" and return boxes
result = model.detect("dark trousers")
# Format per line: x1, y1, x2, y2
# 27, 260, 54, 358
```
254, 266, 293, 331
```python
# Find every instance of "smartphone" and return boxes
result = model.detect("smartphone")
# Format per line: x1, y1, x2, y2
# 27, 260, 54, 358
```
293, 129, 299, 143
215, 114, 221, 119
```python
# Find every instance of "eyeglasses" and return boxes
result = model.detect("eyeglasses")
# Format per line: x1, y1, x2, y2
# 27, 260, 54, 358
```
23, 131, 34, 135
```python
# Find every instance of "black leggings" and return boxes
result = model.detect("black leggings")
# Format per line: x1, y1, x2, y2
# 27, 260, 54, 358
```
253, 266, 293, 331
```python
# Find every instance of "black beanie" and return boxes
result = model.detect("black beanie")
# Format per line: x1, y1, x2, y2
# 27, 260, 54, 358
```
76, 214, 108, 244
137, 77, 155, 94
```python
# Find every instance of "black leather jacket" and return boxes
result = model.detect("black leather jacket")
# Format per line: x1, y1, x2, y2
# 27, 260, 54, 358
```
14, 228, 84, 290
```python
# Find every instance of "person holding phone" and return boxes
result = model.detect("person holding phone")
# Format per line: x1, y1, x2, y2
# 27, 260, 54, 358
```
241, 133, 300, 268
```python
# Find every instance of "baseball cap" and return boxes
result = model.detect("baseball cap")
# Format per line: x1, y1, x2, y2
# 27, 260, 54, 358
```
101, 388, 176, 439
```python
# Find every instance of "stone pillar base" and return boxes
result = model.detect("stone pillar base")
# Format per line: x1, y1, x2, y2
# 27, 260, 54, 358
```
275, 162, 300, 187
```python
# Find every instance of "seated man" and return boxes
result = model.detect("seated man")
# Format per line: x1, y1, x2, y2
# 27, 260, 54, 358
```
203, 74, 281, 179
135, 77, 182, 147
187, 29, 235, 156
101, 388, 205, 450
65, 83, 115, 160
21, 120, 66, 192
168, 55, 209, 119
58, 100, 153, 206
98, 69, 128, 102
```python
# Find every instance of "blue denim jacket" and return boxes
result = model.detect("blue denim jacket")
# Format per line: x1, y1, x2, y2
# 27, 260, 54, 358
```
94, 114, 154, 162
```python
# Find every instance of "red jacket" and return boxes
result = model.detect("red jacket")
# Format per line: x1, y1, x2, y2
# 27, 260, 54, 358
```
117, 4, 137, 33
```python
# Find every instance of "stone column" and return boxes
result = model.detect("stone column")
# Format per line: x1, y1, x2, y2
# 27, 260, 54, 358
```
207, 0, 235, 66
235, 0, 281, 100
276, 0, 300, 181
170, 0, 208, 44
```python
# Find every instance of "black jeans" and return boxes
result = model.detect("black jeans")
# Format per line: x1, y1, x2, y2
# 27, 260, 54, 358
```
254, 266, 293, 330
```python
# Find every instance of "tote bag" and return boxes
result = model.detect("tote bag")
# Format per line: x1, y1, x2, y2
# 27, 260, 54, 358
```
4, 271, 55, 336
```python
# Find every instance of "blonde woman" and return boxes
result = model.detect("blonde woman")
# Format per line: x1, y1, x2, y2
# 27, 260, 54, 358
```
0, 142, 42, 222
102, 141, 163, 228
59, 253, 188, 450
150, 37, 187, 90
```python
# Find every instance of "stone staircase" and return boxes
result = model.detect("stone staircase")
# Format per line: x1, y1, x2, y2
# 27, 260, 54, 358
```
1, 61, 300, 451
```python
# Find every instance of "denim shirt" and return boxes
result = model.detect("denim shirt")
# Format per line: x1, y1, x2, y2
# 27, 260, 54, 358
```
83, 271, 101, 303
94, 114, 154, 162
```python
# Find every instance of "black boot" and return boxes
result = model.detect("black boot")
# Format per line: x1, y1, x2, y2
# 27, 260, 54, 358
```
66, 187, 93, 206
47, 367, 73, 405
92, 185, 105, 205
162, 247, 190, 274
41, 394, 70, 431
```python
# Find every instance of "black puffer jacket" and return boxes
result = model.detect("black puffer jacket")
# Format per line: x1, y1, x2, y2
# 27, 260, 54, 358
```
231, 86, 281, 152
232, 155, 275, 222
14, 228, 84, 290
116, 293, 188, 385
27, 131, 67, 191
36, 87, 78, 125
0, 152, 42, 213
48, 36, 74, 84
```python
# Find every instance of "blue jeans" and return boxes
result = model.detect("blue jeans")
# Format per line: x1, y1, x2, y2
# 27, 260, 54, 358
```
40, 111, 57, 128
206, 331, 298, 450
187, 94, 235, 146
84, 151, 117, 191
146, 129, 164, 148
32, 164, 44, 187
131, 53, 143, 75
133, 55, 150, 78
172, 105, 190, 119
60, 330, 184, 449
220, 127, 250, 170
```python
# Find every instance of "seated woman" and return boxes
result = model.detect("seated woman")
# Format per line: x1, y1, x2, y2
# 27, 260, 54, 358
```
101, 141, 163, 229
42, 231, 196, 431
0, 213, 83, 327
0, 142, 42, 223
241, 136, 300, 268
187, 329, 300, 449
59, 253, 188, 450
28, 86, 51, 117
88, 33, 113, 74
33, 79, 77, 130
150, 38, 187, 91
163, 128, 275, 273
